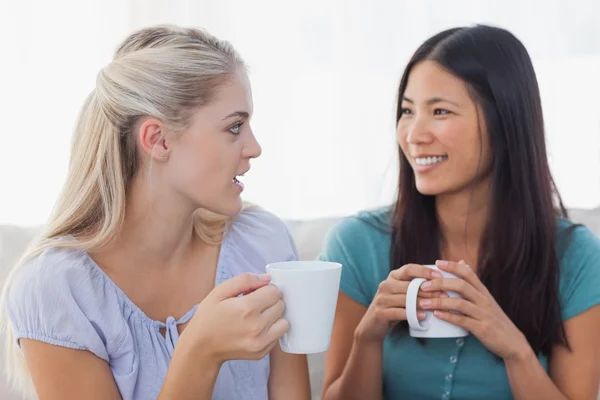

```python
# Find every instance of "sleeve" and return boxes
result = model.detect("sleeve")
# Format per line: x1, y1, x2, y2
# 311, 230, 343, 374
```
6, 249, 113, 361
318, 217, 373, 307
558, 224, 600, 320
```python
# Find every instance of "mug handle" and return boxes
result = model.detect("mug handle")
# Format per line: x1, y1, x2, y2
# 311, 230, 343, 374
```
406, 278, 428, 331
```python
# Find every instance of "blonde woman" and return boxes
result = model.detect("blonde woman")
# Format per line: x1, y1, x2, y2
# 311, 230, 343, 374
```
0, 25, 311, 400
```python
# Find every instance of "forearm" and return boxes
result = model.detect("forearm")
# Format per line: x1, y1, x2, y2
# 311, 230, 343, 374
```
505, 347, 567, 400
268, 348, 311, 400
158, 346, 222, 400
322, 333, 384, 400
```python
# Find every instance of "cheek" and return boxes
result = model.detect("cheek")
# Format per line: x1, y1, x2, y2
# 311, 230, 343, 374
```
396, 122, 409, 148
479, 133, 493, 170
170, 140, 220, 185
437, 121, 476, 154
169, 152, 208, 188
181, 138, 243, 188
439, 123, 489, 174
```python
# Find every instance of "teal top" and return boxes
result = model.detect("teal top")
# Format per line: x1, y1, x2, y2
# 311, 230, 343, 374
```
318, 207, 600, 400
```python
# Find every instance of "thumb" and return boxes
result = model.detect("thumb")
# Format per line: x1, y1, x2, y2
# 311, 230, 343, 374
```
458, 259, 466, 264
210, 273, 272, 301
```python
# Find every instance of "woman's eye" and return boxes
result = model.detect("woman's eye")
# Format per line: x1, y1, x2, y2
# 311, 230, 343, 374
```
400, 107, 412, 115
229, 122, 242, 135
434, 109, 450, 115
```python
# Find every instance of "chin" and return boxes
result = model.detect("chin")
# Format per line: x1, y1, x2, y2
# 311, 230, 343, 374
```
415, 181, 445, 196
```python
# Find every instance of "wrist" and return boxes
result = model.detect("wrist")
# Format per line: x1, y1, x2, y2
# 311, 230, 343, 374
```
503, 340, 535, 365
175, 331, 224, 370
354, 324, 385, 347
160, 344, 222, 400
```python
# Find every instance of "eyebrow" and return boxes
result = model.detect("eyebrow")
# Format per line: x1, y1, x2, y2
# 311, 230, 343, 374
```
222, 111, 250, 120
402, 96, 460, 107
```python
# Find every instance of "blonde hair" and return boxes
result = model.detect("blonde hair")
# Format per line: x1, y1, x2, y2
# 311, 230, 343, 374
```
0, 24, 248, 397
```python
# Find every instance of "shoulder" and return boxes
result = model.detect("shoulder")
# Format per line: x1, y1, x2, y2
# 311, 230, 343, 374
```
6, 243, 125, 360
227, 205, 298, 264
9, 243, 107, 305
557, 218, 600, 268
555, 218, 600, 319
232, 205, 291, 239
324, 206, 392, 249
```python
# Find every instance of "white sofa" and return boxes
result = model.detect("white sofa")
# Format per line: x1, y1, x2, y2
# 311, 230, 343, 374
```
1, 208, 599, 399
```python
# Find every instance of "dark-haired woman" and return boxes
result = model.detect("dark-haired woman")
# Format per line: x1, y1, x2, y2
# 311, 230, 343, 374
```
319, 25, 600, 400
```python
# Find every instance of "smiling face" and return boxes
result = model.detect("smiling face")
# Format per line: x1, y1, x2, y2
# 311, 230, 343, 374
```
162, 69, 261, 217
396, 60, 492, 196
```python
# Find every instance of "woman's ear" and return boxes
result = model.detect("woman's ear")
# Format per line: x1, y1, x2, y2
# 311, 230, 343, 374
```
137, 117, 171, 161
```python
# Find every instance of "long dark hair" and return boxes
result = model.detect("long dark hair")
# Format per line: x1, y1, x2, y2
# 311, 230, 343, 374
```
391, 25, 568, 356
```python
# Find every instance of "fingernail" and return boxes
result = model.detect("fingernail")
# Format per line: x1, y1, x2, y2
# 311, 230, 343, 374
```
440, 293, 449, 298
436, 260, 448, 267
258, 274, 271, 281
434, 311, 444, 318
421, 281, 432, 289
417, 311, 426, 319
420, 299, 432, 308
431, 271, 443, 278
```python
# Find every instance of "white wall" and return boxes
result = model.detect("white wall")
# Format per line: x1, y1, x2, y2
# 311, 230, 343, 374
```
1, 0, 598, 226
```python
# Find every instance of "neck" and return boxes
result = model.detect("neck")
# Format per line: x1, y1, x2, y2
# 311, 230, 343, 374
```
436, 179, 491, 265
95, 176, 202, 272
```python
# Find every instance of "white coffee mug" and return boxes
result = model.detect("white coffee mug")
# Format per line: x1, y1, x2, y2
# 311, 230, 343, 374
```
265, 261, 342, 354
405, 264, 469, 338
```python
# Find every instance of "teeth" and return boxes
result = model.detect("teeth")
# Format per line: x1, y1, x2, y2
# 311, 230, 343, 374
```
415, 155, 447, 166
232, 175, 245, 189
233, 173, 246, 186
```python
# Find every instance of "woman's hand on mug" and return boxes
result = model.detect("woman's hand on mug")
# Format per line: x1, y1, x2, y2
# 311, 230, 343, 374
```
356, 264, 447, 343
180, 273, 289, 365
420, 260, 531, 360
